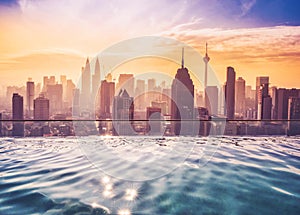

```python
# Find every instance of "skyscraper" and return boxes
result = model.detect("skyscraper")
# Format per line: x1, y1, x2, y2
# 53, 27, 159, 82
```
148, 78, 156, 92
12, 93, 24, 137
256, 77, 271, 120
117, 74, 134, 97
60, 75, 67, 101
262, 95, 272, 120
256, 76, 269, 117
269, 86, 277, 119
112, 89, 134, 135
34, 94, 49, 120
147, 78, 157, 107
275, 88, 300, 119
66, 79, 75, 109
92, 58, 101, 100
146, 107, 162, 134
43, 76, 55, 92
235, 77, 245, 118
0, 113, 2, 137
225, 67, 236, 119
72, 88, 80, 116
46, 84, 63, 115
171, 48, 195, 135
288, 97, 300, 135
135, 79, 146, 110
26, 79, 34, 118
100, 80, 115, 118
81, 58, 91, 109
162, 88, 171, 114
205, 86, 218, 115
203, 42, 210, 109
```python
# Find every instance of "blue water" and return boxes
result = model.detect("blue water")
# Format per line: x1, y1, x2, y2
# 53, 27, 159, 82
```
0, 136, 300, 215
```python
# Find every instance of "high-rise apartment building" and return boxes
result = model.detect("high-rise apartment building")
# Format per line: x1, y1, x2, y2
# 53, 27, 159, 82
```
34, 94, 49, 120
112, 89, 134, 135
205, 86, 218, 116
117, 74, 134, 97
100, 80, 115, 118
225, 67, 236, 119
235, 77, 245, 118
12, 93, 24, 137
26, 79, 34, 118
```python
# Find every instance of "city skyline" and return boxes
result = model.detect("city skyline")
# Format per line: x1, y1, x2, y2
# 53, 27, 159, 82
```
0, 0, 300, 89
1, 48, 299, 137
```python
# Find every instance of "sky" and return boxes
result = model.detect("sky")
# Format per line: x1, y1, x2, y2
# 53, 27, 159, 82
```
0, 0, 299, 93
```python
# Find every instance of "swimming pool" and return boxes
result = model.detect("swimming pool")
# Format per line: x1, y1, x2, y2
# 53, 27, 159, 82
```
0, 136, 299, 214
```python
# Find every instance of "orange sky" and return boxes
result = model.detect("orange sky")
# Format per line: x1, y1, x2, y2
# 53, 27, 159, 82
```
0, 0, 299, 93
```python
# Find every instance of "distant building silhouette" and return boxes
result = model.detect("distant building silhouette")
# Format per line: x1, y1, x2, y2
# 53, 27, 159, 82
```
151, 101, 167, 115
274, 88, 300, 119
46, 84, 63, 115
262, 96, 272, 120
146, 78, 156, 107
256, 76, 269, 118
60, 75, 67, 102
81, 58, 91, 110
205, 86, 218, 116
269, 86, 277, 119
235, 77, 245, 118
100, 80, 115, 118
12, 93, 24, 137
148, 78, 156, 91
256, 77, 271, 120
0, 112, 2, 136
135, 79, 146, 110
288, 97, 300, 135
162, 88, 171, 114
72, 88, 80, 116
117, 74, 134, 97
34, 94, 49, 120
195, 107, 211, 136
146, 107, 162, 134
92, 58, 101, 100
43, 76, 55, 92
66, 79, 75, 109
6, 86, 25, 111
225, 67, 235, 119
26, 79, 34, 118
112, 89, 134, 135
171, 48, 195, 135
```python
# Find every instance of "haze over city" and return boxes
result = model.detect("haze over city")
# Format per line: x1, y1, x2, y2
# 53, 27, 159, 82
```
0, 0, 299, 90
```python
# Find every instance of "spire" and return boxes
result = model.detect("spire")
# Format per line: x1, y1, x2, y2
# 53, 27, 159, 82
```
203, 42, 210, 63
85, 57, 90, 72
95, 57, 100, 76
181, 47, 184, 68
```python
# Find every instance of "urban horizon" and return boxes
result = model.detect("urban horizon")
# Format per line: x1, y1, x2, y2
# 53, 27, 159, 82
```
1, 43, 300, 137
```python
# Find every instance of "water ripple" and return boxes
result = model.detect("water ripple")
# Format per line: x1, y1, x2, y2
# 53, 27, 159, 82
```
0, 136, 299, 214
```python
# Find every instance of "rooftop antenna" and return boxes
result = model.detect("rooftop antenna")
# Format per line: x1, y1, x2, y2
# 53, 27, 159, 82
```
181, 47, 184, 68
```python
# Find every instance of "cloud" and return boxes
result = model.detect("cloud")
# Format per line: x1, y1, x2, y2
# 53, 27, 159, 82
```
161, 24, 300, 58
240, 0, 256, 17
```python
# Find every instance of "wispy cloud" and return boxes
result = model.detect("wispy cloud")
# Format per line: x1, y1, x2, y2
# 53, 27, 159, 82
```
240, 0, 256, 17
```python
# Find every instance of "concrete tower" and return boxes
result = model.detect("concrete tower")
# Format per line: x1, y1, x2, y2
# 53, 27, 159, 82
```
203, 42, 210, 109
171, 48, 195, 135
225, 67, 236, 119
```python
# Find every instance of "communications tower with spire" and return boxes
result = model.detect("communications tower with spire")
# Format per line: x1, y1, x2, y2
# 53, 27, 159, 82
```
203, 42, 210, 109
